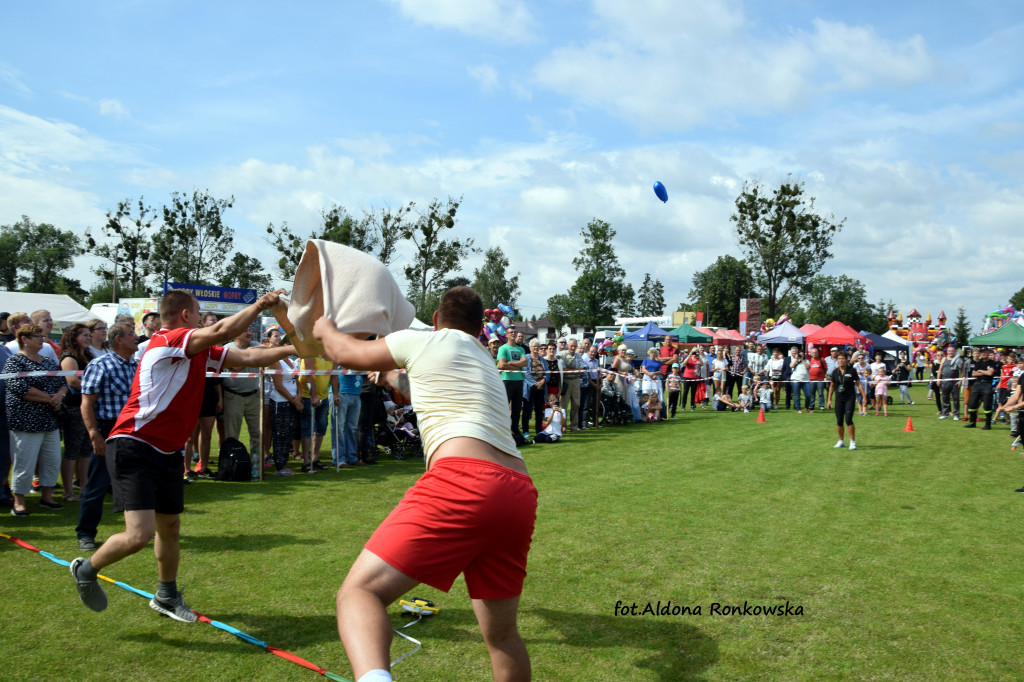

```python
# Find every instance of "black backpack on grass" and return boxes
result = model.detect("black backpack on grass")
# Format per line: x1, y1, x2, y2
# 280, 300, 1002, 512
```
216, 438, 252, 482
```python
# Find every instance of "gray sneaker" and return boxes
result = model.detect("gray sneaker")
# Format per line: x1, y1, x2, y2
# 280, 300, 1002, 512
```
70, 557, 107, 612
78, 537, 98, 551
149, 590, 198, 623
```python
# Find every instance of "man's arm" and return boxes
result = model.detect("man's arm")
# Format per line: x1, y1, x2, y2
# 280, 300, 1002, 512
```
187, 289, 285, 357
81, 393, 106, 456
313, 318, 398, 372
223, 345, 295, 369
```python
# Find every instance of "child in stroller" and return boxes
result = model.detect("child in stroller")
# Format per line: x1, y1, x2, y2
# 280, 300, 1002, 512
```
599, 369, 631, 425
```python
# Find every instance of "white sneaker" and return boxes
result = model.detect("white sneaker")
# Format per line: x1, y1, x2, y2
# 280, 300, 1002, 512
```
849, 441, 857, 451
938, 415, 948, 420
953, 416, 960, 421
833, 440, 845, 448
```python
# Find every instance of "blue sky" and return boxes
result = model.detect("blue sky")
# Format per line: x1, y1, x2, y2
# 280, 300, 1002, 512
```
2, 0, 1022, 331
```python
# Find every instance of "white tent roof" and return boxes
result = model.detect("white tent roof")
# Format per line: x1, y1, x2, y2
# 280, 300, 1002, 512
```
881, 329, 911, 347
408, 318, 432, 330
0, 291, 95, 325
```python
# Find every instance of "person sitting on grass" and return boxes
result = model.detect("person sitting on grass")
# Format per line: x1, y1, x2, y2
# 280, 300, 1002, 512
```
738, 385, 753, 413
713, 391, 741, 412
536, 393, 565, 443
312, 286, 537, 682
644, 392, 662, 422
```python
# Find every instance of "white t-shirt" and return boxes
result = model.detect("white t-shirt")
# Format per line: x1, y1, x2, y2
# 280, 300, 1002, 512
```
268, 358, 298, 403
870, 361, 886, 377
791, 360, 809, 382
541, 407, 564, 437
385, 328, 521, 467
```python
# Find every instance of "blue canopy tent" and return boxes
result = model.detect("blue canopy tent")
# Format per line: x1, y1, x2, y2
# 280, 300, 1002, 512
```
860, 331, 908, 353
623, 321, 677, 341
756, 321, 806, 345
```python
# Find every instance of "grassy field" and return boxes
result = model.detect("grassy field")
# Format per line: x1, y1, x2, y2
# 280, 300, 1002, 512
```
2, 400, 1022, 681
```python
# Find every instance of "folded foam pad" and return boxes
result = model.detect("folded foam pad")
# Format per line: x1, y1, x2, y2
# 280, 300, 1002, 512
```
275, 239, 415, 357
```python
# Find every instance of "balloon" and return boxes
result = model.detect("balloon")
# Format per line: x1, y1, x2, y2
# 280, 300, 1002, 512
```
497, 303, 516, 319
653, 181, 668, 203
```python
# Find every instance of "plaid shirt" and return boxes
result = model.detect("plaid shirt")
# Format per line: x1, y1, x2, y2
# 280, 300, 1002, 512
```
81, 351, 138, 421
747, 351, 767, 375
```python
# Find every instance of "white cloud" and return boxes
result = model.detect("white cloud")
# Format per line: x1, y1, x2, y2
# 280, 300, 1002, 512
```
387, 0, 535, 44
533, 0, 937, 131
0, 62, 32, 97
98, 99, 130, 119
467, 64, 500, 93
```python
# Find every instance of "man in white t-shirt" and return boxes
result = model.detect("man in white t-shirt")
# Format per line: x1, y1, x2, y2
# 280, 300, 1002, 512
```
5, 310, 59, 363
313, 285, 537, 682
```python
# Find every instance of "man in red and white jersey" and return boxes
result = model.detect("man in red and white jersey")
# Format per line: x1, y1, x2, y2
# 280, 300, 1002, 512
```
70, 288, 297, 622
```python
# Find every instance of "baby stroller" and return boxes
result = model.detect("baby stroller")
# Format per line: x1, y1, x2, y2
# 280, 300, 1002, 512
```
374, 395, 423, 460
599, 373, 631, 426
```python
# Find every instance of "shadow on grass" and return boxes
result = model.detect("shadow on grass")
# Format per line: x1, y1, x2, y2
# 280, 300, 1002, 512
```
413, 607, 717, 681
180, 532, 322, 552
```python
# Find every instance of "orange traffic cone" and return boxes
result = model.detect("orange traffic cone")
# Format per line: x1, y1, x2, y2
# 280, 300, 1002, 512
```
756, 407, 766, 423
903, 416, 915, 432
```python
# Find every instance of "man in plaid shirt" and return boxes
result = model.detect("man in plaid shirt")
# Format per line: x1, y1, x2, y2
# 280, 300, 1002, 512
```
75, 322, 139, 551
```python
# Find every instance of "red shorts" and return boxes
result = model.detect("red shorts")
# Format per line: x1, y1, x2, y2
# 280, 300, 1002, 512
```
365, 457, 537, 600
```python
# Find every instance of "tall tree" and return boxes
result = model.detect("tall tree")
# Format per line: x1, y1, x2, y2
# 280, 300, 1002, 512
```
731, 179, 845, 318
403, 197, 477, 321
1009, 287, 1024, 312
688, 255, 756, 328
265, 203, 404, 281
952, 305, 972, 344
0, 222, 23, 290
86, 197, 157, 299
219, 253, 274, 292
802, 274, 877, 331
545, 293, 573, 333
472, 246, 521, 310
152, 190, 235, 286
636, 273, 666, 317
617, 282, 637, 318
557, 218, 630, 328
9, 216, 83, 293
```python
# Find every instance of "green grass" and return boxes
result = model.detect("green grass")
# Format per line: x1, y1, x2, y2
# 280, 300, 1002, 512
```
2, 402, 1023, 681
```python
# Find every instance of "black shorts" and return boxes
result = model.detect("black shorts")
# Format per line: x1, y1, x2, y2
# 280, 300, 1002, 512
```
834, 394, 856, 426
106, 438, 185, 515
200, 381, 220, 418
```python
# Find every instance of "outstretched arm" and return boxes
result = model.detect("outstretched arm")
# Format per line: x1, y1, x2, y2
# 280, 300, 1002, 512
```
223, 345, 294, 368
313, 317, 399, 372
188, 289, 285, 357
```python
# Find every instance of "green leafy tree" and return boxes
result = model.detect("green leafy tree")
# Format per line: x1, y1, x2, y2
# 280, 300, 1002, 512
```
220, 253, 274, 292
0, 223, 24, 290
617, 282, 637, 318
802, 274, 878, 331
472, 246, 521, 310
688, 255, 757, 328
554, 218, 630, 328
731, 179, 845, 319
152, 190, 235, 286
265, 203, 403, 281
546, 293, 573, 333
952, 306, 972, 344
636, 273, 666, 317
9, 216, 83, 293
1009, 287, 1024, 312
403, 197, 477, 321
86, 197, 157, 300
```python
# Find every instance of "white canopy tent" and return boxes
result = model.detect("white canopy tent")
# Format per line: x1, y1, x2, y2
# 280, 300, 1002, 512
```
0, 291, 95, 328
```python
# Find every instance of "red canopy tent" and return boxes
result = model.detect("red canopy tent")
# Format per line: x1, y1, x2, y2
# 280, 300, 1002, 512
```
697, 327, 743, 345
725, 329, 746, 342
800, 323, 822, 335
805, 321, 868, 346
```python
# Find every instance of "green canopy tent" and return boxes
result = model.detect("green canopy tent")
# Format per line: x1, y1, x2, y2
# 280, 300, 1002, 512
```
666, 323, 713, 344
969, 321, 1024, 347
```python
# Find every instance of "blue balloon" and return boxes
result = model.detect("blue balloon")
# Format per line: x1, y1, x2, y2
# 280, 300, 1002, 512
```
653, 181, 668, 203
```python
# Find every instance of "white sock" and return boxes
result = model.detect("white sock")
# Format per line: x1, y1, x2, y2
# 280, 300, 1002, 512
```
357, 670, 392, 682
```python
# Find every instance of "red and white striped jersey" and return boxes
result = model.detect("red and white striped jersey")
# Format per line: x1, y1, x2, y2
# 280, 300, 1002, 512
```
109, 327, 227, 453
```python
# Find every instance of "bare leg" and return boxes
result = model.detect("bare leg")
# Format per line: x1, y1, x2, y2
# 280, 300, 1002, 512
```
472, 596, 531, 682
153, 513, 181, 582
89, 509, 157, 571
847, 425, 856, 442
312, 434, 324, 464
337, 550, 419, 679
198, 416, 215, 471
61, 458, 76, 497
